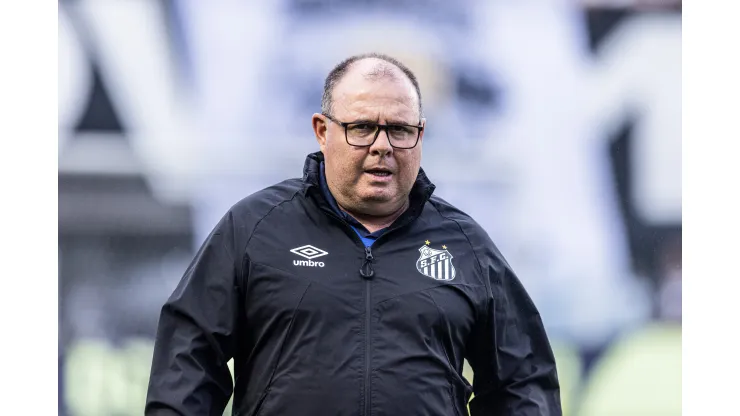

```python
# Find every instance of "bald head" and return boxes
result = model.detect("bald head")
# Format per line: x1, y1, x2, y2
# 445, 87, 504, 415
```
321, 53, 423, 118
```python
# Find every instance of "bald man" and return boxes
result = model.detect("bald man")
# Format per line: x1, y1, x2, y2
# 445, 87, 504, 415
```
146, 53, 561, 416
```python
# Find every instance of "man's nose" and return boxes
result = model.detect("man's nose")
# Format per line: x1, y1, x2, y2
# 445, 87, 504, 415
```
369, 128, 393, 156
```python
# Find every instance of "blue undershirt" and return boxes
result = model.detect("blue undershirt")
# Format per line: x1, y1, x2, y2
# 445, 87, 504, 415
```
319, 162, 388, 247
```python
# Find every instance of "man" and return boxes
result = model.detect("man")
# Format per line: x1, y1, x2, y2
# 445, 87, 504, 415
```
146, 53, 561, 415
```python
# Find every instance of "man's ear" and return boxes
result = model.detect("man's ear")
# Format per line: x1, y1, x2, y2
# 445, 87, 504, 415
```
312, 113, 328, 150
418, 118, 426, 143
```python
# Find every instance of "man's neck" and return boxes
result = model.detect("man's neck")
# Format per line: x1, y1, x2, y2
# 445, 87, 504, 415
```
338, 199, 409, 234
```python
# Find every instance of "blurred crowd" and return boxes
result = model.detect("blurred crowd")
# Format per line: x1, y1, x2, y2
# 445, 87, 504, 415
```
58, 0, 681, 415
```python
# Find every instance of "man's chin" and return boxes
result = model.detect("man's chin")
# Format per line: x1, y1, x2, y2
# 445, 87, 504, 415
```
359, 190, 394, 204
356, 192, 405, 214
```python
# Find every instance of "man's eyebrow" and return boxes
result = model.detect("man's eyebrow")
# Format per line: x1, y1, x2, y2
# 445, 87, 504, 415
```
384, 118, 419, 125
347, 117, 418, 125
346, 117, 379, 124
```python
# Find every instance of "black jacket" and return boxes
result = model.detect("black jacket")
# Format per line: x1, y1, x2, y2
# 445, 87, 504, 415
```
146, 152, 561, 416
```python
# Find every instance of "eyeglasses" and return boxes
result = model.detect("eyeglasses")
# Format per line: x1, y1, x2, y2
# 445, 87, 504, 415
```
323, 113, 423, 149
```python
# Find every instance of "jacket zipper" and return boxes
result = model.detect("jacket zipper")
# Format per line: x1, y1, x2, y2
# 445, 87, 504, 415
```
318, 206, 419, 416
360, 246, 374, 416
317, 209, 374, 415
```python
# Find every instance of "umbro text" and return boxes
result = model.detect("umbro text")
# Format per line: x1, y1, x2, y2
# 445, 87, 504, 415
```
294, 259, 325, 267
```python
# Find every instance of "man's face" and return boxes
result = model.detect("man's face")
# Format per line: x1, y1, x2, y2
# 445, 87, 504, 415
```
312, 61, 425, 217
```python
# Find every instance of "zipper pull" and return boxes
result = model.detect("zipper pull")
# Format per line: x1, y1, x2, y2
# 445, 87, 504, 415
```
360, 246, 374, 280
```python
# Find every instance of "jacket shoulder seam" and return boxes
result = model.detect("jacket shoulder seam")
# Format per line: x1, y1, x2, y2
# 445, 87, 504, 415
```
428, 200, 492, 297
243, 189, 302, 250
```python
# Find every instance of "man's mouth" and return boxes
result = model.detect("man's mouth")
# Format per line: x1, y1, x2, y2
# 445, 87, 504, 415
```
365, 168, 393, 177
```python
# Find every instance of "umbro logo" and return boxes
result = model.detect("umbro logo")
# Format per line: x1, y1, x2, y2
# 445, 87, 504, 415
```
290, 245, 328, 268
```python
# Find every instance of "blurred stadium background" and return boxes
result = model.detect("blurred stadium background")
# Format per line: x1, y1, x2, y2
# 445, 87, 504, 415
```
58, 0, 681, 415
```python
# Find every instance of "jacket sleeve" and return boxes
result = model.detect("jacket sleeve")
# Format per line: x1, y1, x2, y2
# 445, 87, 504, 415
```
145, 211, 244, 416
466, 250, 562, 416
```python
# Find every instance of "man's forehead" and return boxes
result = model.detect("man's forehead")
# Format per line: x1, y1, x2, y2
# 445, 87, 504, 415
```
337, 92, 416, 118
333, 76, 419, 121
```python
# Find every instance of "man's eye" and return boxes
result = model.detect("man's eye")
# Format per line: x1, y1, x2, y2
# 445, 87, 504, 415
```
350, 124, 375, 131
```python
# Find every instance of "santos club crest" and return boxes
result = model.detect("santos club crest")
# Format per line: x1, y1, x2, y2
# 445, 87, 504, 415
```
416, 244, 456, 281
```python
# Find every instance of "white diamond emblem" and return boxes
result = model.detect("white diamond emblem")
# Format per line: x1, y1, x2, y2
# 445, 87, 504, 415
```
290, 245, 329, 260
